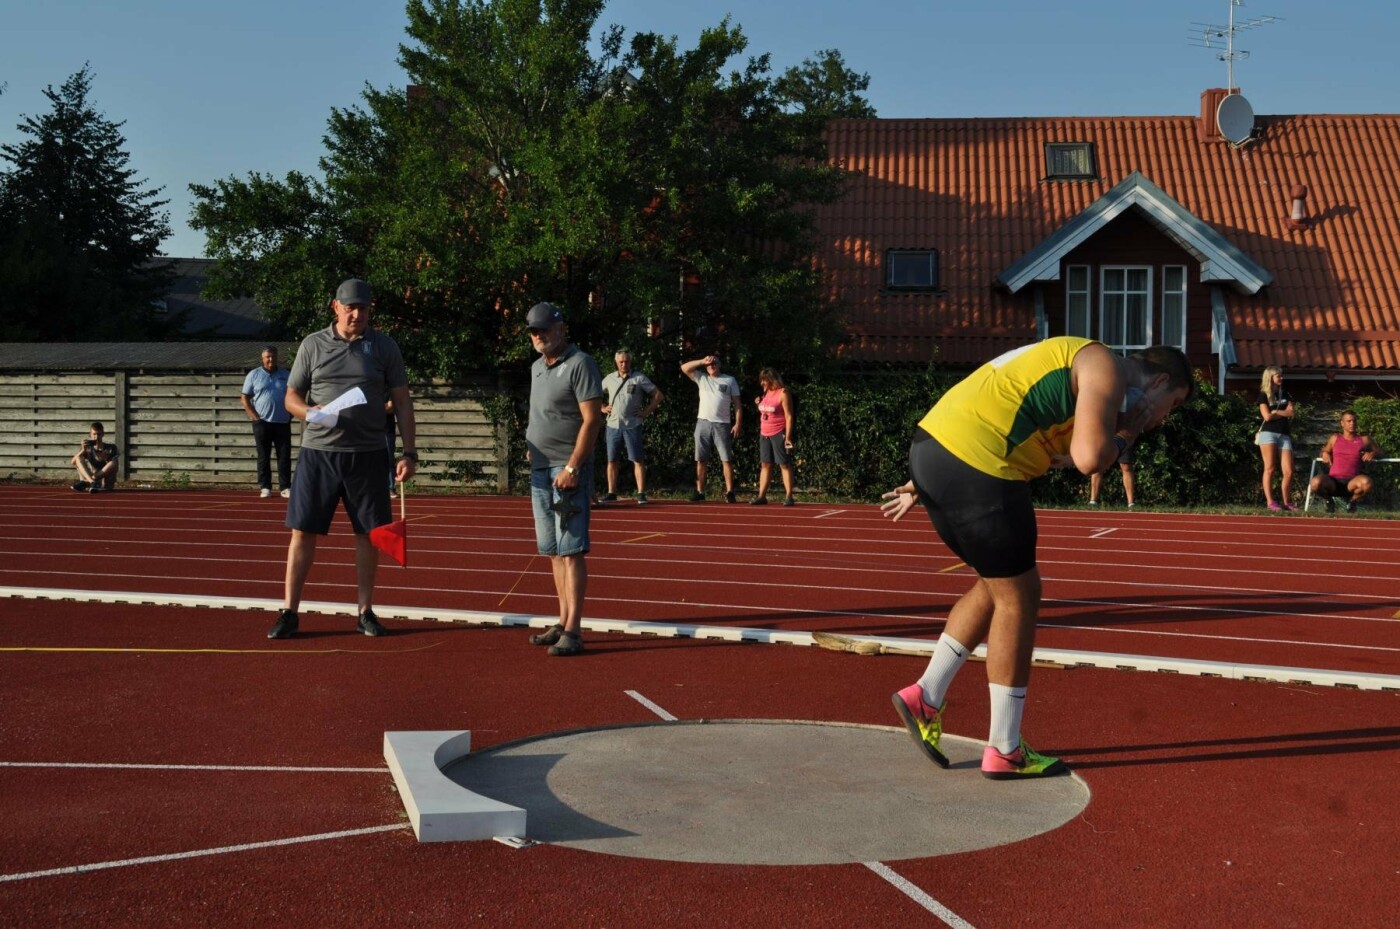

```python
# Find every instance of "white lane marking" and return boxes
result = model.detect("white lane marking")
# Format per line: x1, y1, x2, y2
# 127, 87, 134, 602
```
0, 824, 407, 883
625, 690, 677, 721
1047, 621, 1400, 653
1089, 528, 1116, 538
864, 861, 975, 928
0, 761, 383, 773
813, 509, 845, 518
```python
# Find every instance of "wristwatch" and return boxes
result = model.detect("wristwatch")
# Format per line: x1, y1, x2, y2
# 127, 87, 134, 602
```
564, 465, 577, 475
402, 451, 419, 461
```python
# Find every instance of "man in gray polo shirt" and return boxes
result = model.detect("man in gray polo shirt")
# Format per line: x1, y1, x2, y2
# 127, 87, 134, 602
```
681, 353, 743, 503
267, 278, 419, 640
523, 302, 603, 657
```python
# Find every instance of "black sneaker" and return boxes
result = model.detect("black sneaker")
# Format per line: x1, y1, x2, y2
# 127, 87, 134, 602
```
725, 490, 737, 504
89, 483, 103, 494
547, 631, 585, 656
599, 492, 617, 503
688, 490, 705, 502
357, 610, 388, 636
529, 623, 564, 646
636, 493, 648, 506
750, 496, 768, 506
783, 496, 796, 507
72, 481, 89, 492
1325, 497, 1336, 513
1346, 500, 1358, 513
268, 609, 299, 639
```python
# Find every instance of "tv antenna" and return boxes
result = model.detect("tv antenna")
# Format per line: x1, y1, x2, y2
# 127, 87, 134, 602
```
1189, 0, 1281, 91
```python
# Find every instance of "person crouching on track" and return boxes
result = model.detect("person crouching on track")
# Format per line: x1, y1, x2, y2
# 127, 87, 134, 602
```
882, 338, 1193, 779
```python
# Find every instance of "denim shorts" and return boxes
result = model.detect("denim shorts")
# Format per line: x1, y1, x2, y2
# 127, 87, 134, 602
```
1255, 431, 1294, 451
606, 425, 646, 463
530, 464, 592, 557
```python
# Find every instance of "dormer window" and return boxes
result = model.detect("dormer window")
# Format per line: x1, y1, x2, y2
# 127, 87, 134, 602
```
885, 249, 939, 291
1045, 142, 1097, 180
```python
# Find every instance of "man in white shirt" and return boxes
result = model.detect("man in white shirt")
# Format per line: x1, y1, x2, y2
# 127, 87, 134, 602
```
681, 354, 742, 503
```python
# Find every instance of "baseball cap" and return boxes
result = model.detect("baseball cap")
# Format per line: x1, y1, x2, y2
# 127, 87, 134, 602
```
335, 278, 373, 306
526, 302, 564, 329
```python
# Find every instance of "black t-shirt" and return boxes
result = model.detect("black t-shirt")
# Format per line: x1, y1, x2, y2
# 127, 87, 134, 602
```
1257, 389, 1292, 435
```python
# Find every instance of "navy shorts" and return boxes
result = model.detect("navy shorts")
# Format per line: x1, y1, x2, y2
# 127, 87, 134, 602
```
286, 447, 392, 535
760, 434, 792, 466
908, 431, 1037, 579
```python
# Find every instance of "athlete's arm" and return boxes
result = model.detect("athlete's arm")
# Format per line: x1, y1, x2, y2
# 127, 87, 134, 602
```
1068, 343, 1127, 475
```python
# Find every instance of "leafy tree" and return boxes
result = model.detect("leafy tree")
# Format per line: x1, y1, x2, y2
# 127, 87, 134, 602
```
190, 0, 869, 381
0, 65, 173, 340
774, 49, 876, 120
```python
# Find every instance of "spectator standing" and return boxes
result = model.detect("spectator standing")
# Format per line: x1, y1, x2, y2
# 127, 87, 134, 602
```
240, 346, 292, 498
681, 354, 742, 503
882, 338, 1192, 779
268, 278, 417, 639
1256, 365, 1296, 511
523, 302, 604, 657
1088, 448, 1136, 508
599, 349, 663, 505
1311, 410, 1384, 513
751, 367, 796, 506
71, 422, 119, 493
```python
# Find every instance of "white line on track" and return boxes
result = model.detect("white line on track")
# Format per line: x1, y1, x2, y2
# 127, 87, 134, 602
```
1089, 528, 1117, 538
625, 690, 677, 721
813, 509, 845, 518
0, 823, 408, 883
864, 861, 975, 928
0, 761, 385, 773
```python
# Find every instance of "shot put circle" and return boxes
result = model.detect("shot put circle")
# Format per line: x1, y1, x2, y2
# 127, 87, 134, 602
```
446, 719, 1090, 865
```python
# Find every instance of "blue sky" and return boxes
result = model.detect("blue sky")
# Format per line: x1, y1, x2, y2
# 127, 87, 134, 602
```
2, 0, 1395, 258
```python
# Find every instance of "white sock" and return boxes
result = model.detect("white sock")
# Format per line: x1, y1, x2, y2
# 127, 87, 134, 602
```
988, 684, 1027, 754
917, 633, 971, 707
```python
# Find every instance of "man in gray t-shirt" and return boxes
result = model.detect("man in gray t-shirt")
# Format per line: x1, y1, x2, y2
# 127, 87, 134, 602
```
681, 353, 743, 503
267, 278, 419, 642
523, 302, 603, 657
599, 349, 663, 504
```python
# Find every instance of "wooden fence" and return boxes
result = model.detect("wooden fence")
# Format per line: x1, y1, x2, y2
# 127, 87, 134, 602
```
0, 372, 508, 491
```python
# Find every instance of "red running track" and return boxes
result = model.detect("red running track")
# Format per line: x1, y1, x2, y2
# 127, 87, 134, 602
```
0, 484, 1397, 928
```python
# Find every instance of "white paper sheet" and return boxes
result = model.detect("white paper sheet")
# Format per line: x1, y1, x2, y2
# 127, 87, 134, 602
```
304, 387, 367, 428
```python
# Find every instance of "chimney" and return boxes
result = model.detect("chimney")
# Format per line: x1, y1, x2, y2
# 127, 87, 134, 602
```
1288, 185, 1311, 230
1198, 87, 1239, 143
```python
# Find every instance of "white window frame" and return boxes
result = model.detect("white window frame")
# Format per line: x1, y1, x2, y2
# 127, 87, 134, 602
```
1065, 264, 1091, 338
1161, 264, 1187, 352
1099, 265, 1153, 352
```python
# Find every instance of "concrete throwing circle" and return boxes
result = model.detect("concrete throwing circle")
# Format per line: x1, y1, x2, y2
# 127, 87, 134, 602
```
446, 720, 1089, 865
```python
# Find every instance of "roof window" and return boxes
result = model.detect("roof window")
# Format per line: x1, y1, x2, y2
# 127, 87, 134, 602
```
1045, 142, 1097, 180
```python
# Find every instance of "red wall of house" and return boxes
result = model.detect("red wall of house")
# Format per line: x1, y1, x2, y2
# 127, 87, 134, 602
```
1042, 210, 1214, 367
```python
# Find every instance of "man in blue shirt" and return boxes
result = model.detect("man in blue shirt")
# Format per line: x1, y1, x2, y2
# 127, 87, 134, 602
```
241, 346, 293, 498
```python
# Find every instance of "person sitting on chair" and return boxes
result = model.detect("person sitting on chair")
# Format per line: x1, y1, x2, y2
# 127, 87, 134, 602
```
1310, 410, 1383, 513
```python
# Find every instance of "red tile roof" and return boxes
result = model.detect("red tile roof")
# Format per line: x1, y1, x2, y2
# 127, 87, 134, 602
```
817, 107, 1400, 374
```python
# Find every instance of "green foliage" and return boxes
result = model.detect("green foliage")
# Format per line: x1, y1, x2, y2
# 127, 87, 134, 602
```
189, 0, 867, 381
0, 65, 174, 340
773, 49, 876, 119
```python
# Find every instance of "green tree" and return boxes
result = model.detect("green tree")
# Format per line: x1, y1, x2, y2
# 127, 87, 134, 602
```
774, 49, 876, 120
0, 65, 173, 340
190, 0, 866, 381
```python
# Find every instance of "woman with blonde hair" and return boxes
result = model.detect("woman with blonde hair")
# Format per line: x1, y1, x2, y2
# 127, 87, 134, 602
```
752, 368, 796, 506
1256, 365, 1296, 510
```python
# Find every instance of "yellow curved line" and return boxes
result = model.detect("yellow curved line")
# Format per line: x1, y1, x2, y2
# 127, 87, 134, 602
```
0, 643, 442, 655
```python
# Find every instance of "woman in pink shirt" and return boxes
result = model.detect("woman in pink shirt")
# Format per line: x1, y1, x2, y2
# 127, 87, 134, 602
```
752, 368, 796, 506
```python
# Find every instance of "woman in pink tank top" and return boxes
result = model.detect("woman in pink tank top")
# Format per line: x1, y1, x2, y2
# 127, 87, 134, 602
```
752, 368, 796, 505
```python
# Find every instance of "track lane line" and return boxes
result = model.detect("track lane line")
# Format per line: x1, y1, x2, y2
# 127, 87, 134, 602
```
864, 861, 975, 928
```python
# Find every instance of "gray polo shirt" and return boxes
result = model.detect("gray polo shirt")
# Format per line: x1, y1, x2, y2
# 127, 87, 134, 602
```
288, 325, 408, 452
601, 370, 658, 428
527, 344, 603, 468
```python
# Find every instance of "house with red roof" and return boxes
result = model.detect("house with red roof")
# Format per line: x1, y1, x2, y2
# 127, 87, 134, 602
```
815, 89, 1400, 394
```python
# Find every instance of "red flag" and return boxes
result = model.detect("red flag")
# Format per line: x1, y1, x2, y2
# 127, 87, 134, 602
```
370, 482, 408, 566
370, 519, 408, 567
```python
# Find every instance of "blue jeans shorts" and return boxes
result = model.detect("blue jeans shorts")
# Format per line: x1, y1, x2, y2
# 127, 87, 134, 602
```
606, 425, 646, 463
530, 464, 592, 557
1255, 431, 1294, 451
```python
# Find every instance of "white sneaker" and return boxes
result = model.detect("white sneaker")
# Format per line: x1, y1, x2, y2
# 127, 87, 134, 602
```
279, 489, 291, 498
260, 488, 271, 498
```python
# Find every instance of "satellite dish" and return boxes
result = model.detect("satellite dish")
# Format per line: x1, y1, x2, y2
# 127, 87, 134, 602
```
1216, 93, 1255, 144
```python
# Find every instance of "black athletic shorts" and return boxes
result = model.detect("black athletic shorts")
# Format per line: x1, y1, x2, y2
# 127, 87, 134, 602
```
286, 447, 392, 535
908, 431, 1037, 579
